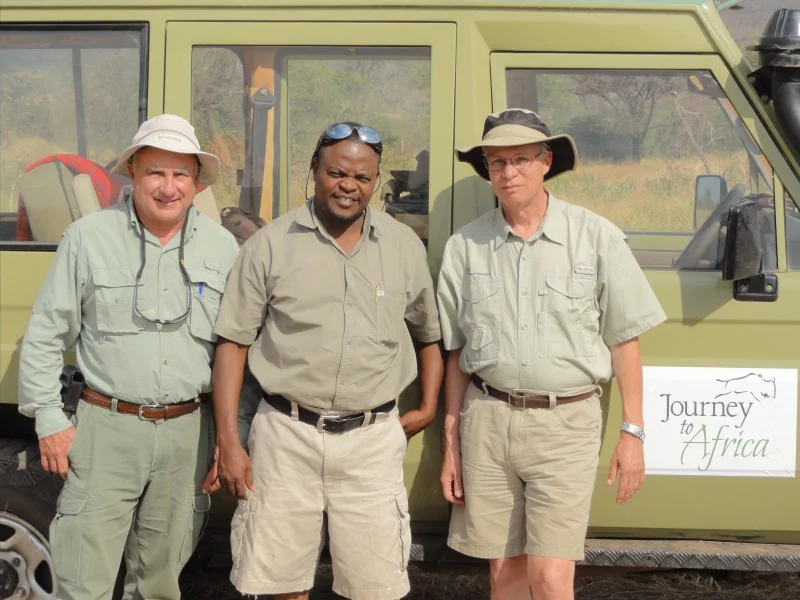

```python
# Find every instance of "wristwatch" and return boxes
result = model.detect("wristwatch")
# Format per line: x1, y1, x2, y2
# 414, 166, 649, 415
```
620, 422, 645, 443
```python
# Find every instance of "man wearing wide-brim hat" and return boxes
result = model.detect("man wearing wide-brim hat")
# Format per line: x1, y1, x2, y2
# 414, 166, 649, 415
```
18, 114, 239, 599
436, 109, 666, 599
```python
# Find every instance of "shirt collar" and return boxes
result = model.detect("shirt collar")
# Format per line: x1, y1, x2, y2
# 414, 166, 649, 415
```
297, 198, 381, 239
492, 192, 567, 250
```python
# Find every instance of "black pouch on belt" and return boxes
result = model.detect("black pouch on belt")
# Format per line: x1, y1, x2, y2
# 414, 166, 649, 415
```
59, 365, 85, 415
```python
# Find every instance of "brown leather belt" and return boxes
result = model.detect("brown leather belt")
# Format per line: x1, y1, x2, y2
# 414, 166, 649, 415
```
470, 374, 595, 409
81, 388, 203, 421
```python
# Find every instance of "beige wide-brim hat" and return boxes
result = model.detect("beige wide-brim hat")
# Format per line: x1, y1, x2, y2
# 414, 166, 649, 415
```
113, 114, 219, 186
457, 108, 578, 181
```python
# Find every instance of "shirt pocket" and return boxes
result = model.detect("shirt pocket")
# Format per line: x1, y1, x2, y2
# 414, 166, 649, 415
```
538, 276, 598, 358
184, 260, 227, 342
460, 276, 501, 369
92, 268, 144, 334
371, 288, 405, 345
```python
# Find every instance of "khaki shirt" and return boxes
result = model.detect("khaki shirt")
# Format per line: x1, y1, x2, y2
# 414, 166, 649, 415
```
437, 194, 666, 394
213, 199, 441, 411
18, 197, 240, 439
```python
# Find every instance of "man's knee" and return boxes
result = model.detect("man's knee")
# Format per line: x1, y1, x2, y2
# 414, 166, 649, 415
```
527, 557, 575, 597
489, 555, 528, 590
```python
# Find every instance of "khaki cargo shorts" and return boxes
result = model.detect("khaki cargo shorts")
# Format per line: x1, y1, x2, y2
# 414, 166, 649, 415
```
229, 399, 411, 600
448, 381, 602, 561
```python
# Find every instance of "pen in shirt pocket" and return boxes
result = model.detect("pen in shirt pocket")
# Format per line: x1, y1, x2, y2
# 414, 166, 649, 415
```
375, 283, 384, 302
198, 282, 204, 296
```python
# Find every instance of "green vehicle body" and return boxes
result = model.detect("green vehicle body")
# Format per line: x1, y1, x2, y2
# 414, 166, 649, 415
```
1, 0, 799, 592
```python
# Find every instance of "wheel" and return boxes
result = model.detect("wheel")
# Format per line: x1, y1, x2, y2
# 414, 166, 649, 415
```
0, 440, 61, 600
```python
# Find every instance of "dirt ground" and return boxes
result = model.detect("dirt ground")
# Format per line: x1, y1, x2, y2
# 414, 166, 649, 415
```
179, 561, 800, 599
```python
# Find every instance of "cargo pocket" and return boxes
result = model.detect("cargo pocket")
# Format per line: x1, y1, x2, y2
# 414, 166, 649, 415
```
538, 277, 597, 358
50, 484, 89, 585
229, 489, 254, 571
93, 268, 144, 334
394, 490, 412, 571
177, 491, 211, 573
184, 260, 227, 342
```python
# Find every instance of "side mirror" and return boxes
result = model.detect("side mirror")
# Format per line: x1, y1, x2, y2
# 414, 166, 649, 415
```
721, 199, 762, 281
694, 175, 727, 229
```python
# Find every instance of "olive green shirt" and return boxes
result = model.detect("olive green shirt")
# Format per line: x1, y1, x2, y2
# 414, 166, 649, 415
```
213, 199, 442, 411
436, 194, 666, 394
18, 197, 240, 439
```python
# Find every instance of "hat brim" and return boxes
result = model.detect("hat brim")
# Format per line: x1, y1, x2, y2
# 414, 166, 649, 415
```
112, 140, 219, 187
456, 133, 578, 181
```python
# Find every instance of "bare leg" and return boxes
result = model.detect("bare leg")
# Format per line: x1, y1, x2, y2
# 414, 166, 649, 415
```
489, 555, 532, 599
527, 556, 575, 600
274, 592, 310, 600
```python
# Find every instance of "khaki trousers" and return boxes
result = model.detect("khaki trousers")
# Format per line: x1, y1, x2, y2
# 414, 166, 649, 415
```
50, 400, 211, 600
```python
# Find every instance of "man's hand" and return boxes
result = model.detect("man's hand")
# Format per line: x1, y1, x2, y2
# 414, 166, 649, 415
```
39, 427, 76, 478
399, 408, 435, 439
441, 445, 465, 505
607, 433, 645, 504
201, 446, 221, 494
217, 437, 254, 500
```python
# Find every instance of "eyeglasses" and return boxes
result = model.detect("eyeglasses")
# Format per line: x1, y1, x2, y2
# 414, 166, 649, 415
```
485, 148, 548, 174
133, 215, 192, 325
312, 123, 383, 159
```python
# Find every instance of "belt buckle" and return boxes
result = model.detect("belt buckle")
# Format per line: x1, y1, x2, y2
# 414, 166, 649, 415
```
318, 414, 359, 434
509, 389, 537, 408
137, 403, 163, 421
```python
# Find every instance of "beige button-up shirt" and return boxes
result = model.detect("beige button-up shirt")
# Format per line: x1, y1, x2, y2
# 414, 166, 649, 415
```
213, 199, 442, 411
437, 194, 666, 394
18, 196, 240, 439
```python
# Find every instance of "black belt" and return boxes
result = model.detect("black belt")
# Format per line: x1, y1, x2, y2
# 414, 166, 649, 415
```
264, 395, 396, 434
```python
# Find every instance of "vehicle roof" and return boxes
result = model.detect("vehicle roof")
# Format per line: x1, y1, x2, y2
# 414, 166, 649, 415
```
1, 0, 713, 8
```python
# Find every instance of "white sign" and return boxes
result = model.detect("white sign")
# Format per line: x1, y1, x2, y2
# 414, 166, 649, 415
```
643, 367, 797, 477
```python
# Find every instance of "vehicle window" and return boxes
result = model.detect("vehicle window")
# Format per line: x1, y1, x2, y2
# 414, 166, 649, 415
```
786, 190, 800, 270
192, 46, 431, 242
0, 27, 147, 245
506, 69, 777, 270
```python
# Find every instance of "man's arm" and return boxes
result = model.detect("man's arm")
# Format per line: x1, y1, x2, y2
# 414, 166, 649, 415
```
399, 341, 444, 439
212, 339, 252, 499
441, 348, 469, 505
19, 226, 85, 477
607, 337, 645, 504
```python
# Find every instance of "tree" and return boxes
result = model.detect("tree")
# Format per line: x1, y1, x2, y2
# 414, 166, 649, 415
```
574, 75, 675, 162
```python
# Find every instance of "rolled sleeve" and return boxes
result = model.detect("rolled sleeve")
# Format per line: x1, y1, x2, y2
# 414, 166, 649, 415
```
404, 236, 441, 343
213, 233, 270, 345
600, 235, 667, 346
18, 226, 85, 439
436, 236, 467, 351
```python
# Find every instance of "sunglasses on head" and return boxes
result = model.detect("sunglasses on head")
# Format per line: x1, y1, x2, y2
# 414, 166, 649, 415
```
312, 123, 383, 160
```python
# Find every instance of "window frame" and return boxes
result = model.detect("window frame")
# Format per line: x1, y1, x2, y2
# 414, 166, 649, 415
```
490, 52, 798, 272
0, 22, 149, 251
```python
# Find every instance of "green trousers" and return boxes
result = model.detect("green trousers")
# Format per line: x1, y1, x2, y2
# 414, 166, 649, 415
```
50, 400, 212, 600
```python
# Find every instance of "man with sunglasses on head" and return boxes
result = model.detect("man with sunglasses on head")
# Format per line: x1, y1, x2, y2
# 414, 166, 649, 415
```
437, 109, 666, 600
211, 121, 443, 600
18, 114, 240, 600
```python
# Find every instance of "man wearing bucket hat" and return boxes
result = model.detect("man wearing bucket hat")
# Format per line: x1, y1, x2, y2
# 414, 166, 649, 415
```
18, 114, 240, 599
437, 109, 666, 599
210, 121, 443, 600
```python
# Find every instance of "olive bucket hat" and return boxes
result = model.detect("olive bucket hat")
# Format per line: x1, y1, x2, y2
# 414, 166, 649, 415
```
456, 108, 578, 181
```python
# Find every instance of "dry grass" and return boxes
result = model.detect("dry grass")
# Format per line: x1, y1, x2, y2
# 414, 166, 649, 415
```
548, 154, 750, 233
179, 560, 800, 600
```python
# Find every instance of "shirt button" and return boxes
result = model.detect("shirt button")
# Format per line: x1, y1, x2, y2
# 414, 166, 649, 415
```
347, 338, 352, 345
348, 300, 353, 307
521, 361, 529, 367
162, 287, 168, 292
522, 290, 528, 296
164, 359, 169, 365
521, 324, 528, 331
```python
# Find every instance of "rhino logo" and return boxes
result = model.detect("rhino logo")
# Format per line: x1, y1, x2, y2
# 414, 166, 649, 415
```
715, 373, 777, 403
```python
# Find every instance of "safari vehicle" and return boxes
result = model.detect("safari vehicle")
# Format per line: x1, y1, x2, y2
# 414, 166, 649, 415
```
2, 0, 800, 597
